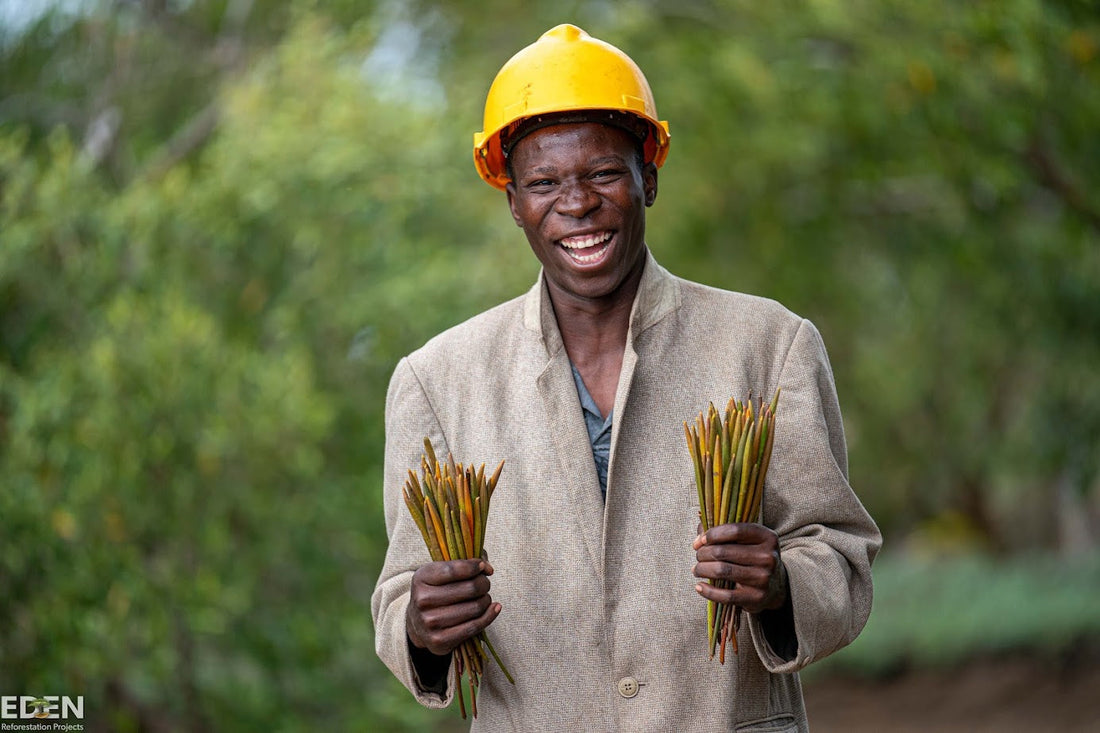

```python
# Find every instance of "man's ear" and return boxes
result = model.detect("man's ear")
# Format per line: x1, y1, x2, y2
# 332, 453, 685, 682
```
506, 182, 523, 227
643, 162, 658, 207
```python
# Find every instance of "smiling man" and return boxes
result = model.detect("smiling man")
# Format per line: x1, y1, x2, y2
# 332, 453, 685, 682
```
372, 24, 881, 732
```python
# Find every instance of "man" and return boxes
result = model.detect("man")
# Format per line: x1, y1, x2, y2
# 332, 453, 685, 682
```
372, 24, 880, 732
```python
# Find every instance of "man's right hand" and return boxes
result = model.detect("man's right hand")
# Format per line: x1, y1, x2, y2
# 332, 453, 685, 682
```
406, 559, 501, 656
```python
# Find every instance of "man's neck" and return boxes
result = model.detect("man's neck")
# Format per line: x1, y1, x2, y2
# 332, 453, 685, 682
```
546, 261, 644, 417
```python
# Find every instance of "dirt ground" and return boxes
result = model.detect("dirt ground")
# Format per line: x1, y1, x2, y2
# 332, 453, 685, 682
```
802, 654, 1100, 732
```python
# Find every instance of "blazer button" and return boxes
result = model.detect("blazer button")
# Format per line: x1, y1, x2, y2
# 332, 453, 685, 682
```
617, 677, 639, 699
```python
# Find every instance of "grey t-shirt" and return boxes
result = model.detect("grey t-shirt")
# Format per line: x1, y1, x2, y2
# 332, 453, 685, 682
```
570, 363, 612, 498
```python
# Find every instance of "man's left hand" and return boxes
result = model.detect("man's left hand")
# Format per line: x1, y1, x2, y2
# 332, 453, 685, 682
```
692, 523, 788, 614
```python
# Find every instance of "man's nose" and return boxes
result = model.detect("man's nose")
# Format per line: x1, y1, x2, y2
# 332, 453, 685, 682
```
554, 180, 600, 218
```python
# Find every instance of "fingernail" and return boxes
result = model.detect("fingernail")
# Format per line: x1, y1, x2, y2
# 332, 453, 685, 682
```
695, 584, 704, 593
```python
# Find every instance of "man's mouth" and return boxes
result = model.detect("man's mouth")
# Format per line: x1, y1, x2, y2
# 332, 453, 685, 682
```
559, 231, 613, 264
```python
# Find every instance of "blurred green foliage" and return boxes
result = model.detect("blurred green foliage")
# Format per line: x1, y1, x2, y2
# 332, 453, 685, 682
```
805, 549, 1100, 678
1, 0, 1098, 730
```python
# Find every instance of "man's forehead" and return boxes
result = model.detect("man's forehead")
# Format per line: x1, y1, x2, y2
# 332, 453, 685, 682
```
524, 153, 630, 172
509, 123, 639, 164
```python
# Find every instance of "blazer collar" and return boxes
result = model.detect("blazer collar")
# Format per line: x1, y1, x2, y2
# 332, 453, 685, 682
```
521, 248, 682, 355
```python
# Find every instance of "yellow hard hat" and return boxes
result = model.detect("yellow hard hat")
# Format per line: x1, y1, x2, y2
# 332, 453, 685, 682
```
473, 24, 671, 191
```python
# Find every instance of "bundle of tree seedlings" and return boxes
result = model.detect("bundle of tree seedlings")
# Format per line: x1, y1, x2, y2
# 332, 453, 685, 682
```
684, 390, 780, 662
402, 437, 514, 718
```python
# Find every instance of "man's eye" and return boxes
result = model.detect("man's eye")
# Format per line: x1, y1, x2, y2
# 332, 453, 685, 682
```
527, 179, 554, 188
593, 169, 623, 179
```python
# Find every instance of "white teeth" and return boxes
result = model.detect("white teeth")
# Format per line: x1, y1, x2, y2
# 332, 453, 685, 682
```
560, 231, 613, 249
566, 243, 610, 264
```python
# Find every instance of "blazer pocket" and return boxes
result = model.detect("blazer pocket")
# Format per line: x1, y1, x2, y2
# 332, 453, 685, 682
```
734, 713, 798, 732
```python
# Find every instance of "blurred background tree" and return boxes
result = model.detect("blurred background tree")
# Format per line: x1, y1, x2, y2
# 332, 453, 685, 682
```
1, 0, 1098, 731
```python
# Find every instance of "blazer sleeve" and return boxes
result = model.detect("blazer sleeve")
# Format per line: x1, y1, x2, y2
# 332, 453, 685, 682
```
747, 318, 882, 672
370, 357, 455, 708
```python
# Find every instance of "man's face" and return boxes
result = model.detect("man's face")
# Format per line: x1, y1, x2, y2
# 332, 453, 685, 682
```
506, 122, 658, 307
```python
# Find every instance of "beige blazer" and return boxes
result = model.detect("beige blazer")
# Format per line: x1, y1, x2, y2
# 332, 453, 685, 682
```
372, 251, 881, 732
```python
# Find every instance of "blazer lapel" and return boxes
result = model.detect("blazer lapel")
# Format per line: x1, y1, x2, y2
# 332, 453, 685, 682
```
523, 252, 682, 576
526, 276, 606, 575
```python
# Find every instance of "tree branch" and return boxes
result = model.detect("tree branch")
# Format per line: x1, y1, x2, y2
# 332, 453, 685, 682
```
1025, 133, 1100, 233
138, 103, 220, 182
132, 0, 255, 181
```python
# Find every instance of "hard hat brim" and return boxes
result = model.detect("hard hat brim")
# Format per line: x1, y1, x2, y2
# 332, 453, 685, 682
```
474, 110, 669, 191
